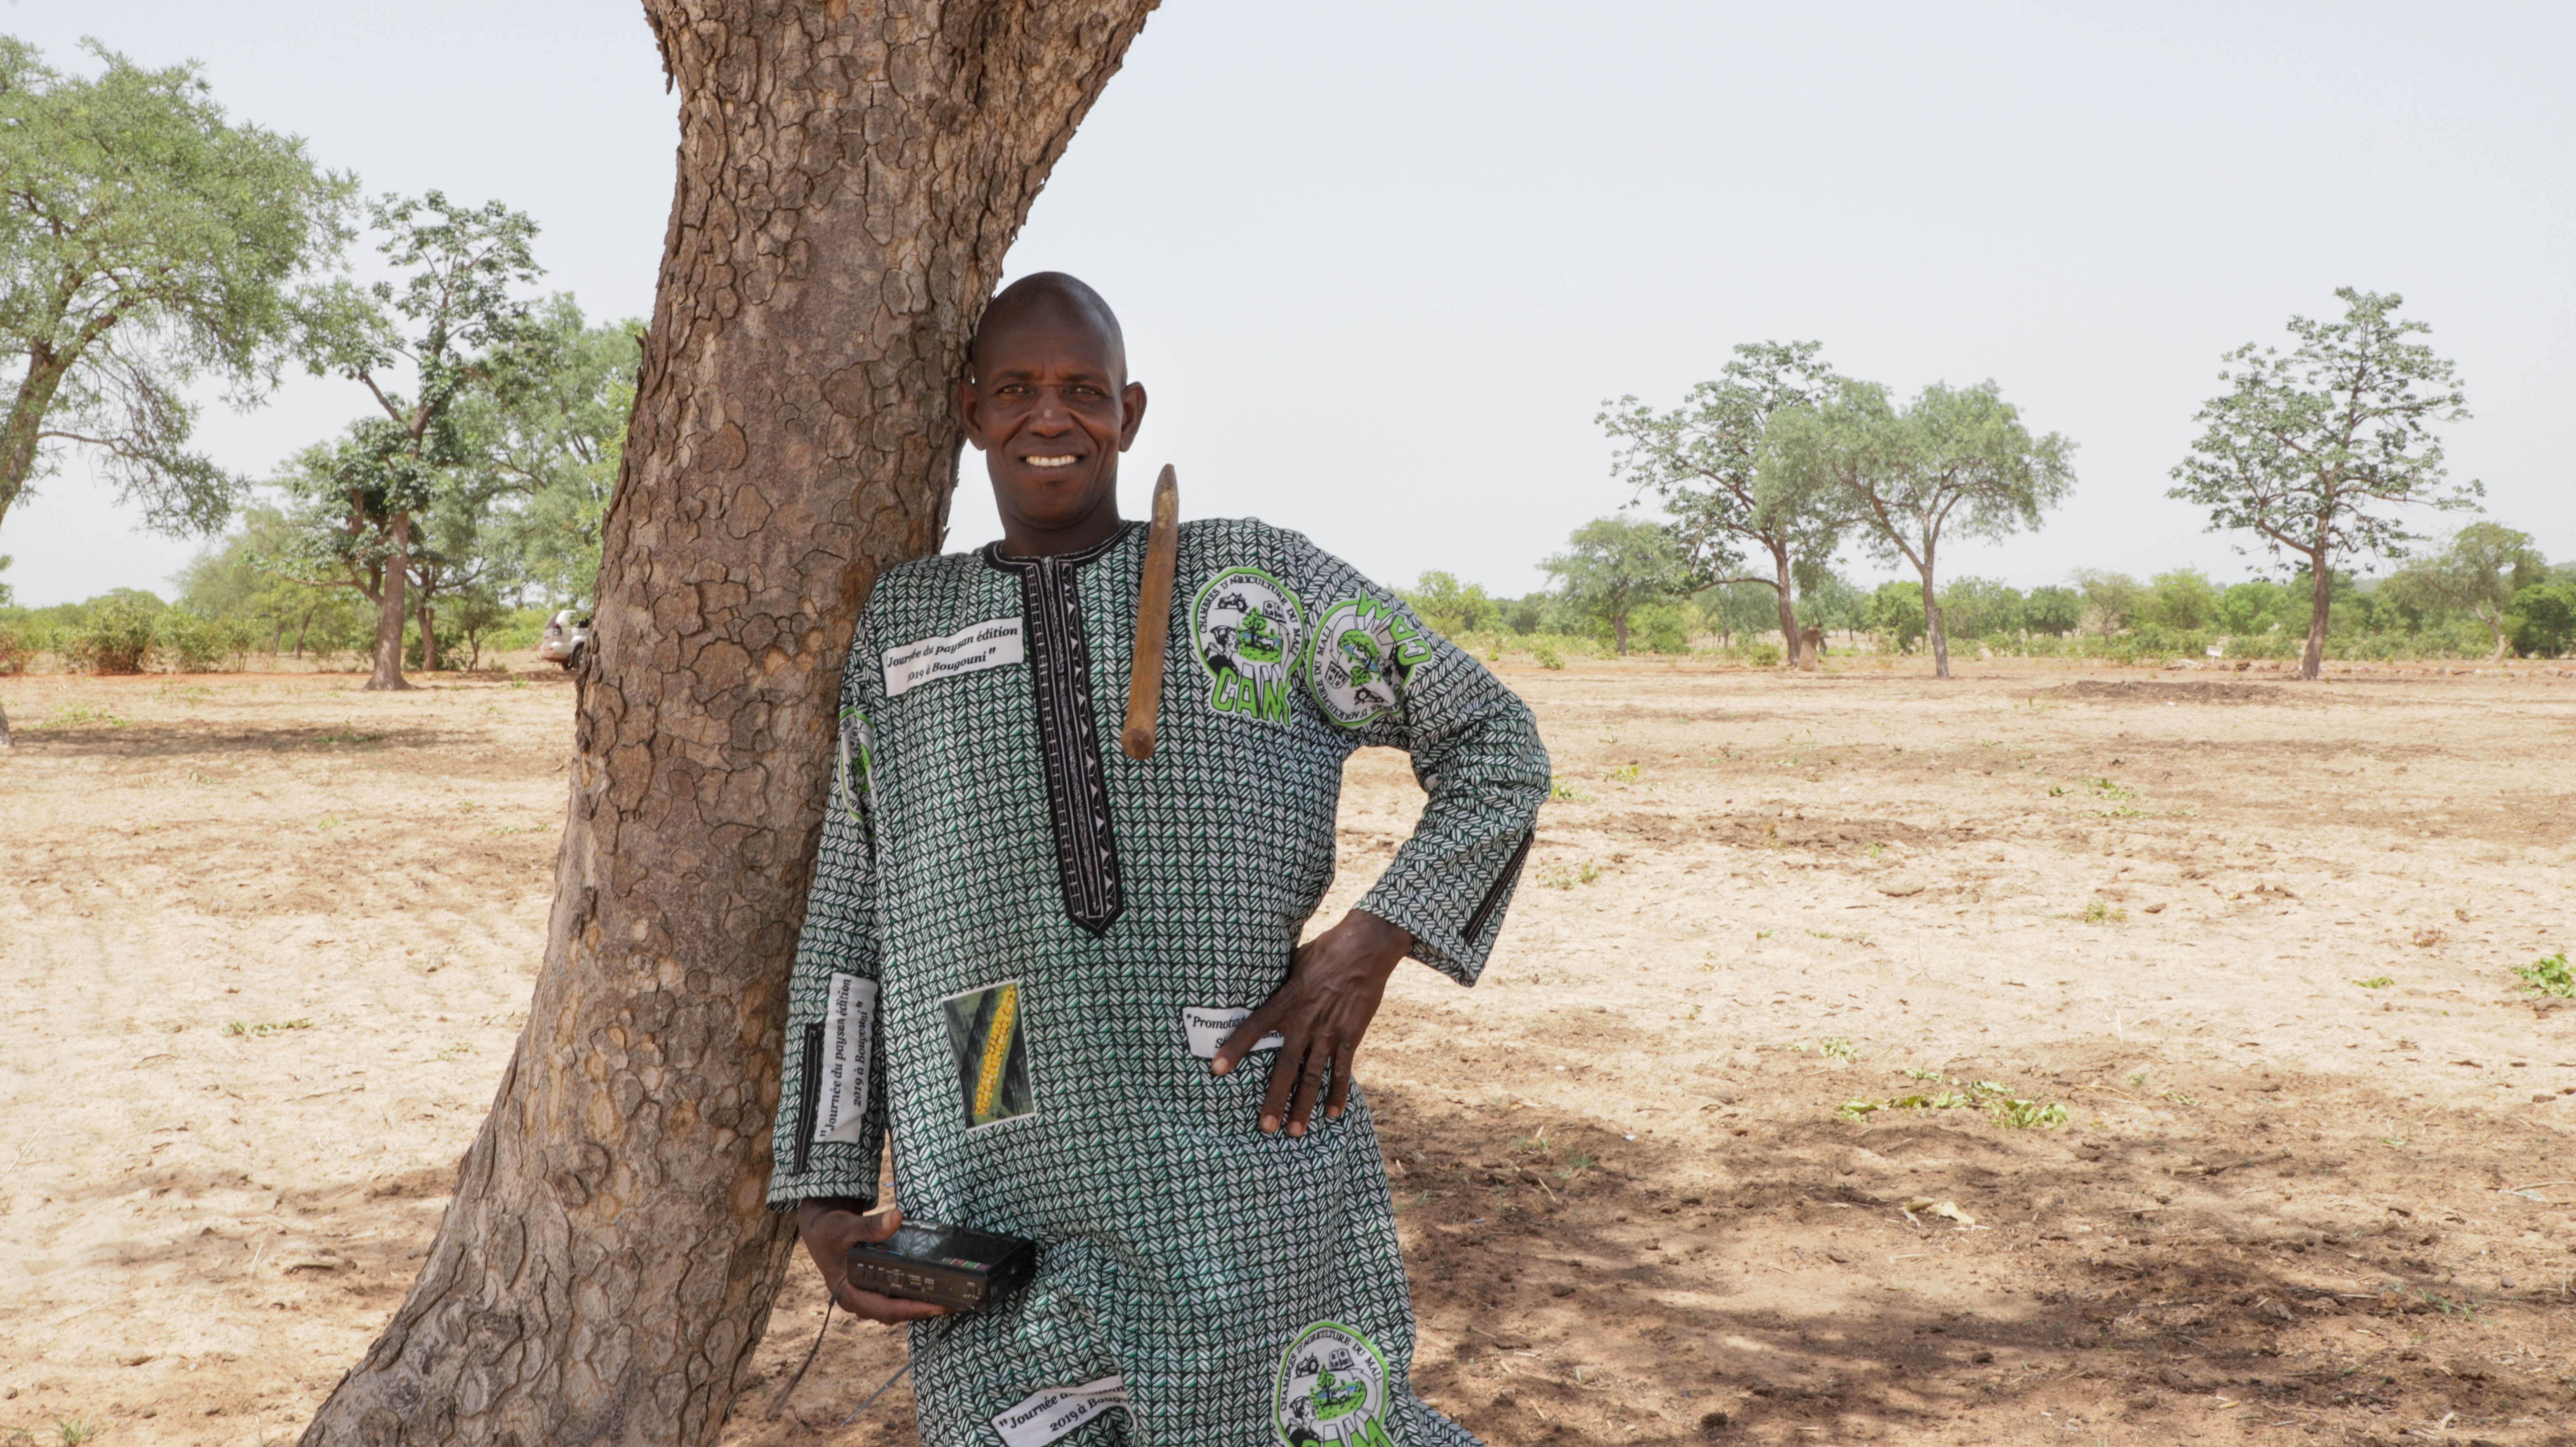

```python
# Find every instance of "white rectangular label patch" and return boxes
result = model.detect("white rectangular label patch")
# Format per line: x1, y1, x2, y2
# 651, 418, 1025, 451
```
813, 973, 879, 1146
1182, 1006, 1286, 1061
882, 617, 1023, 697
991, 1376, 1128, 1447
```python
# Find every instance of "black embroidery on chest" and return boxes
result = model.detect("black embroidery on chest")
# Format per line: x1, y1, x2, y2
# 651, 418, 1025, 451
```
983, 527, 1134, 936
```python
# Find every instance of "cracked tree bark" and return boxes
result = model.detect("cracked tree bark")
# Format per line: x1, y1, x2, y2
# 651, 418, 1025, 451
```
298, 3, 1159, 1442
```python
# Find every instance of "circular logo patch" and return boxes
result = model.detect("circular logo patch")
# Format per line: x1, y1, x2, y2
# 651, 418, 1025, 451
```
1306, 597, 1431, 728
1193, 567, 1305, 726
1274, 1321, 1391, 1446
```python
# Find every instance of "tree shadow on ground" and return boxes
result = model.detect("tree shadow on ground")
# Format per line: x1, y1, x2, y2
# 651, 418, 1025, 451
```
1372, 1079, 2576, 1447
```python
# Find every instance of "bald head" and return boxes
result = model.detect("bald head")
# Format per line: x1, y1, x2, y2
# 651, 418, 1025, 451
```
970, 271, 1126, 385
955, 270, 1147, 557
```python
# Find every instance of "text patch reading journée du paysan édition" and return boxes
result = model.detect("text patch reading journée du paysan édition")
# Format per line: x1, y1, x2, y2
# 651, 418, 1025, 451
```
883, 618, 1025, 697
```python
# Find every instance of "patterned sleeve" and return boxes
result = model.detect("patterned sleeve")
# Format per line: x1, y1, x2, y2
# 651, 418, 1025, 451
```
765, 613, 892, 1211
1297, 541, 1551, 985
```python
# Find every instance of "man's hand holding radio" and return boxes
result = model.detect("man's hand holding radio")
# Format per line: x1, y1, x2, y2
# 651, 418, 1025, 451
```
797, 1198, 956, 1322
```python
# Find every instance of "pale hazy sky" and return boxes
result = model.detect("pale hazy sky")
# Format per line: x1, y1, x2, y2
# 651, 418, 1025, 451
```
7, 1, 2571, 607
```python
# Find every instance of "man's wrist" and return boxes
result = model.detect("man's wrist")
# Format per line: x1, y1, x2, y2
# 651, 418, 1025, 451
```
1347, 909, 1413, 963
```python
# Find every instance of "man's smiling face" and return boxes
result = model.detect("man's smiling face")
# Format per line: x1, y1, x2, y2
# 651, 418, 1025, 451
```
957, 291, 1147, 547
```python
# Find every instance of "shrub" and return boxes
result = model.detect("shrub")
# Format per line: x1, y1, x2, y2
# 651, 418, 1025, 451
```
155, 610, 230, 672
63, 598, 159, 674
1742, 641, 1783, 668
0, 619, 37, 675
1633, 603, 1691, 655
1530, 641, 1564, 670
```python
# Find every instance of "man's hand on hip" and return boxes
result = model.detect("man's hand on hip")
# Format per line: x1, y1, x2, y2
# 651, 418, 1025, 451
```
796, 1198, 954, 1324
1212, 909, 1412, 1137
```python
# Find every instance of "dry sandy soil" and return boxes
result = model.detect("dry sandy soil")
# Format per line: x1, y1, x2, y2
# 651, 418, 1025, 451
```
2, 656, 2572, 1447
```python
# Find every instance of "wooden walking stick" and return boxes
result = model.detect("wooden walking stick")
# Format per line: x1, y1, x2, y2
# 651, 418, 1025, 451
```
1121, 464, 1180, 760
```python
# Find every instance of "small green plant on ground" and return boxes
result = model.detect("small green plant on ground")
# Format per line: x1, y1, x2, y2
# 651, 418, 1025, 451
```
2081, 899, 2127, 925
1546, 778, 1591, 802
2352, 975, 2395, 989
224, 1019, 313, 1038
1839, 1071, 2067, 1129
2513, 952, 2574, 998
1512, 1126, 1594, 1181
1606, 762, 1639, 783
1537, 861, 1598, 890
1531, 642, 1564, 670
54, 1417, 97, 1446
1821, 1037, 1861, 1063
45, 705, 128, 728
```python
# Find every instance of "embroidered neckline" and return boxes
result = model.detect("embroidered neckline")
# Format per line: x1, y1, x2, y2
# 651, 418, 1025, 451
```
979, 519, 1141, 573
986, 525, 1130, 936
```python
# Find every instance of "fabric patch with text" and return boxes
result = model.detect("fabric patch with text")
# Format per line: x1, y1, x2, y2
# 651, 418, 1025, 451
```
1192, 567, 1305, 725
1306, 597, 1430, 728
883, 617, 1024, 697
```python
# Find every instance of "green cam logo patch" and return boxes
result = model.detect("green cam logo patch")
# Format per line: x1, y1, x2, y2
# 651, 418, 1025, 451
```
1274, 1321, 1395, 1446
1306, 597, 1430, 728
1192, 567, 1305, 726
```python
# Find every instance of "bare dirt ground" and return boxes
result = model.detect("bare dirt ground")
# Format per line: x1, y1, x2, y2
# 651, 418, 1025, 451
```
3, 657, 2571, 1447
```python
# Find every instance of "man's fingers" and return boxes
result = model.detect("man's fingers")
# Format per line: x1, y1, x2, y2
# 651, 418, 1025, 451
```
1259, 1027, 1314, 1133
1323, 1037, 1358, 1120
834, 1281, 953, 1321
855, 1204, 905, 1243
1212, 996, 1291, 1077
1283, 1037, 1332, 1137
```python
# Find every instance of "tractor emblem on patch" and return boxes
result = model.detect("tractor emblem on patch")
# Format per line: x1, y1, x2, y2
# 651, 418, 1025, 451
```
1274, 1322, 1394, 1447
1192, 566, 1305, 726
1307, 597, 1431, 728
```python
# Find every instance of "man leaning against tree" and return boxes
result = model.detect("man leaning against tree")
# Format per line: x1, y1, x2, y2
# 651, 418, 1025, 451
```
765, 272, 1550, 1447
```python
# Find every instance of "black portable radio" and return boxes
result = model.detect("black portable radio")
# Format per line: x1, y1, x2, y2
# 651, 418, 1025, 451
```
845, 1220, 1038, 1310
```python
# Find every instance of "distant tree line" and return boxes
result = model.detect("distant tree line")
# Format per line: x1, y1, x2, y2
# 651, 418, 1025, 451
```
0, 35, 633, 718
1387, 287, 2564, 674
0, 31, 2565, 709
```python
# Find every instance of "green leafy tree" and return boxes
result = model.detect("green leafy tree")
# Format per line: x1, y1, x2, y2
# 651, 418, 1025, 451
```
1768, 379, 2076, 678
476, 297, 642, 608
1599, 342, 1844, 669
1402, 570, 1499, 640
2067, 569, 2142, 638
1792, 568, 1869, 648
2216, 579, 2291, 638
2024, 584, 2081, 637
2505, 583, 2576, 658
2169, 288, 2478, 679
1866, 579, 1926, 651
293, 191, 542, 689
1937, 576, 2025, 640
0, 38, 355, 541
1541, 515, 1688, 654
2381, 522, 2546, 662
2143, 568, 2219, 632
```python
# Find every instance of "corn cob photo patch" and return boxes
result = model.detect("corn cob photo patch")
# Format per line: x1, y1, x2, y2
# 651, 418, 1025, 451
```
1274, 1321, 1394, 1446
1192, 566, 1305, 725
942, 981, 1034, 1129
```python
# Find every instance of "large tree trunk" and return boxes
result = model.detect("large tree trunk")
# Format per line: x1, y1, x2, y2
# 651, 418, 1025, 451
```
366, 511, 412, 690
2301, 546, 2330, 681
419, 588, 441, 674
1918, 563, 1950, 679
1767, 542, 1807, 671
296, 4, 1159, 1445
